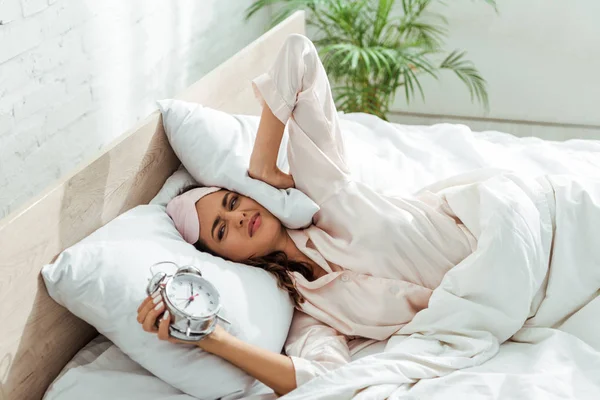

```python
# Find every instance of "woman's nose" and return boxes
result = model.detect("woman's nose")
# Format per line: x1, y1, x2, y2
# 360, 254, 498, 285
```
230, 211, 247, 227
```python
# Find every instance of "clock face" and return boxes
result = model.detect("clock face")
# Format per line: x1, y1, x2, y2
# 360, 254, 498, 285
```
165, 273, 219, 317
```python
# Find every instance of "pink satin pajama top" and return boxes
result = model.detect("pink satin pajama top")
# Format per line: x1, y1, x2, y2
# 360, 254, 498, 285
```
252, 34, 476, 386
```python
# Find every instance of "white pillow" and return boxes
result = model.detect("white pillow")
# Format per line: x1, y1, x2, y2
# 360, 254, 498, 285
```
157, 99, 319, 230
42, 205, 294, 399
149, 165, 197, 207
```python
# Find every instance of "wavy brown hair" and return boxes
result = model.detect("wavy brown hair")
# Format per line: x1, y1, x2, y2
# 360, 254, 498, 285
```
177, 185, 314, 307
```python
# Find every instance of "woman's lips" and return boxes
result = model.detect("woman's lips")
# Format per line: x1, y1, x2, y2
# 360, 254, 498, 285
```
249, 213, 261, 237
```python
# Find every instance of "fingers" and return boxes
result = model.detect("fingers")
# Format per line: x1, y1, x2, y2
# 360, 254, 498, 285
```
157, 311, 171, 341
248, 166, 294, 190
285, 173, 295, 189
137, 291, 162, 323
137, 292, 180, 343
142, 299, 165, 333
137, 293, 153, 313
274, 171, 295, 190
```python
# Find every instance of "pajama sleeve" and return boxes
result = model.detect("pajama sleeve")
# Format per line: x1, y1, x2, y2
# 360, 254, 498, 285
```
285, 309, 351, 387
252, 34, 350, 206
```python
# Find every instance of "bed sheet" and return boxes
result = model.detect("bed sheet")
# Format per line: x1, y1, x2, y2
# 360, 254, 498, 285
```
46, 116, 600, 400
44, 335, 385, 400
342, 113, 600, 196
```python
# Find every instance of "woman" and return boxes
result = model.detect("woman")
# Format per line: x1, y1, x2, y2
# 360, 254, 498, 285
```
136, 34, 477, 396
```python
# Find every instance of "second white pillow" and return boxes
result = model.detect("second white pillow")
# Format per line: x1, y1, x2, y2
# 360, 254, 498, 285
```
158, 99, 319, 230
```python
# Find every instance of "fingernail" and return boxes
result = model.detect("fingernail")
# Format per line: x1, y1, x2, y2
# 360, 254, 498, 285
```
153, 295, 162, 304
154, 302, 164, 311
163, 311, 170, 321
151, 291, 161, 299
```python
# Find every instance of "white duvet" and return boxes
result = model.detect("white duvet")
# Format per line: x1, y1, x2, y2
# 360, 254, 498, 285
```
281, 115, 600, 400
46, 114, 600, 400
283, 171, 600, 400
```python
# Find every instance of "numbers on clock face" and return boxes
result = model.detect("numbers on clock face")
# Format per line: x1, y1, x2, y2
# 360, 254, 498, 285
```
167, 275, 218, 316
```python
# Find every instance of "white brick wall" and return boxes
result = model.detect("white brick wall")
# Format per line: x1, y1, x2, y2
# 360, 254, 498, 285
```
0, 0, 270, 217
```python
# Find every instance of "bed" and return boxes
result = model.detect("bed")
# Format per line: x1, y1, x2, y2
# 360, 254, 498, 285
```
3, 9, 600, 400
0, 11, 306, 400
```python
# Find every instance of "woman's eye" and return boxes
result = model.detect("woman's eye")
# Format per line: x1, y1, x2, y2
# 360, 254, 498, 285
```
218, 225, 225, 240
229, 196, 238, 210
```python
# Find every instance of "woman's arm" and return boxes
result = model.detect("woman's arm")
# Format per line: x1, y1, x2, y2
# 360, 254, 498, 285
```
202, 311, 353, 395
137, 293, 296, 395
200, 328, 297, 396
248, 104, 294, 189
250, 34, 349, 205
137, 296, 349, 396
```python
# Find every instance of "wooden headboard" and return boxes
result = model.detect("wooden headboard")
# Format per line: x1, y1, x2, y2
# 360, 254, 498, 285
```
0, 11, 305, 400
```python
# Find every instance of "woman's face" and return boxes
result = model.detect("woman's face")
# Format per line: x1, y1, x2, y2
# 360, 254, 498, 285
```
195, 190, 284, 262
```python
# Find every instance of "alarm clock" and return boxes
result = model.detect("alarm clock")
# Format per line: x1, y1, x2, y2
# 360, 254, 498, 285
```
146, 262, 230, 342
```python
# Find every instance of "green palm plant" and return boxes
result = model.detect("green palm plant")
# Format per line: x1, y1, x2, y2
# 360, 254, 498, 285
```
246, 0, 496, 119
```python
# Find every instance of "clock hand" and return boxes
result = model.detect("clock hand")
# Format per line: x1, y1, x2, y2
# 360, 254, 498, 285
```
174, 294, 199, 309
190, 282, 194, 297
175, 296, 195, 302
184, 292, 201, 309
176, 299, 189, 308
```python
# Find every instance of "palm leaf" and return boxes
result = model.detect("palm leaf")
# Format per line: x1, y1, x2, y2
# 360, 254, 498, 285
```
334, 85, 389, 118
368, 47, 395, 77
269, 1, 319, 28
402, 21, 446, 49
372, 0, 396, 41
365, 48, 383, 71
395, 45, 438, 77
244, 0, 278, 21
401, 0, 434, 19
440, 50, 489, 110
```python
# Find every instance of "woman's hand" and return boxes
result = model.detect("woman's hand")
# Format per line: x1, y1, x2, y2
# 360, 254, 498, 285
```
136, 293, 232, 351
248, 163, 295, 190
137, 293, 296, 395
